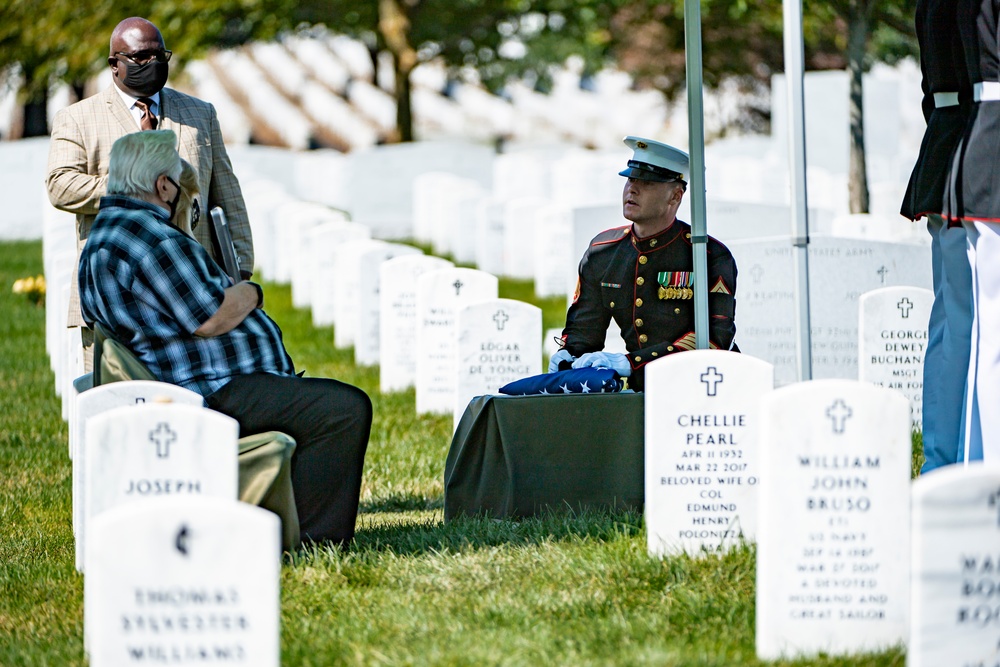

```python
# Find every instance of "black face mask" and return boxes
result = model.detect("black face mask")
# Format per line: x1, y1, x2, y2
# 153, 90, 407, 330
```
121, 59, 169, 97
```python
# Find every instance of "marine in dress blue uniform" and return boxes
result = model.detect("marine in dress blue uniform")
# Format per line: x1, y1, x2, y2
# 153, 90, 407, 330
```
954, 0, 1000, 463
902, 0, 974, 472
552, 137, 737, 391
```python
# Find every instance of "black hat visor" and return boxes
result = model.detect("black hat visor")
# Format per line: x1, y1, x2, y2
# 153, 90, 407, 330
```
618, 159, 684, 183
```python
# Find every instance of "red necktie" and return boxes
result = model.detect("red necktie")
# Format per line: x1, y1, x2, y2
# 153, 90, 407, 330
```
135, 97, 158, 131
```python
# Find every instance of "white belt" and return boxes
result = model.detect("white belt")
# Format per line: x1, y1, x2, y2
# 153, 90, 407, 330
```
934, 91, 959, 108
974, 81, 1000, 102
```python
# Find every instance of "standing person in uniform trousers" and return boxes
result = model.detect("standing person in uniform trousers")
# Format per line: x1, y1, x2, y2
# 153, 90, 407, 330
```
901, 0, 974, 472
954, 0, 1000, 463
46, 16, 254, 370
548, 137, 738, 391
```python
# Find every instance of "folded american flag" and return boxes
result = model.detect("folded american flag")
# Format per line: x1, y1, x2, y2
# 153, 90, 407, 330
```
499, 368, 625, 395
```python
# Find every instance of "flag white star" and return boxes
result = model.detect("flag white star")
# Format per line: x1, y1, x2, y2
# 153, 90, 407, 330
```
560, 383, 572, 394
539, 388, 550, 395
580, 381, 591, 393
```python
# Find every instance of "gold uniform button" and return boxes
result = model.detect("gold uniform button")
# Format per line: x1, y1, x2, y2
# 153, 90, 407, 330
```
638, 256, 648, 265
635, 318, 643, 327
667, 345, 675, 352
674, 307, 681, 314
651, 352, 658, 357
609, 301, 615, 308
649, 239, 658, 247
634, 356, 642, 363
635, 298, 643, 307
685, 233, 691, 239
636, 277, 644, 286
639, 334, 648, 343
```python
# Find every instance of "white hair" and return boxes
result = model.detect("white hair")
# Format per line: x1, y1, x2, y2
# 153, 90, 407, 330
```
107, 130, 181, 197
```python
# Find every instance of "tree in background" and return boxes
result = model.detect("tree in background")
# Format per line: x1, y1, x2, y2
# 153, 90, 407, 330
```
294, 0, 526, 142
0, 0, 290, 137
827, 0, 915, 212
515, 0, 915, 213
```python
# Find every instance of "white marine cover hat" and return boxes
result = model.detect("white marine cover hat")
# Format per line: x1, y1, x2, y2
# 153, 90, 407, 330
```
619, 135, 689, 183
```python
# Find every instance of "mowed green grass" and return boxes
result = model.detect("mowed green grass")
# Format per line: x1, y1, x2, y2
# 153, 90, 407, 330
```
0, 240, 906, 666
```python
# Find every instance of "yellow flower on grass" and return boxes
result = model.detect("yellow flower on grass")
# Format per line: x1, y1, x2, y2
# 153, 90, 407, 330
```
12, 274, 46, 305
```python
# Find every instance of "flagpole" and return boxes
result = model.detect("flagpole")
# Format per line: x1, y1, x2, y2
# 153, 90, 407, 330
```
783, 0, 813, 380
684, 0, 710, 349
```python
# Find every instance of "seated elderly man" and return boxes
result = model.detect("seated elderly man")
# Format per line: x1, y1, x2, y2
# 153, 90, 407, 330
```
78, 130, 371, 546
549, 136, 738, 390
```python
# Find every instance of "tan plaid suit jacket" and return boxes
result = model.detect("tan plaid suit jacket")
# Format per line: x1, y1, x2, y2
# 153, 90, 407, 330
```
46, 84, 254, 327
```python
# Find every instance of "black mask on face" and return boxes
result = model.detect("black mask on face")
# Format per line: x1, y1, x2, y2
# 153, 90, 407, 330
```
121, 59, 169, 97
165, 176, 183, 223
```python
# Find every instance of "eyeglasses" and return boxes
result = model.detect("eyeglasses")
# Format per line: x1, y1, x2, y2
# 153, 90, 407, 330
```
115, 49, 172, 64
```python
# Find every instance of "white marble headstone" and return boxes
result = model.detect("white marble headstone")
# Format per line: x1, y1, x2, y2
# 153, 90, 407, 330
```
379, 255, 454, 393
85, 497, 279, 666
346, 141, 493, 239
565, 206, 627, 306
440, 181, 487, 264
307, 221, 372, 328
332, 239, 389, 349
415, 268, 498, 414
454, 299, 542, 427
80, 404, 238, 573
859, 286, 932, 428
271, 200, 346, 288
352, 243, 424, 365
533, 204, 574, 298
74, 382, 204, 571
729, 235, 931, 384
474, 199, 505, 277
755, 379, 911, 659
292, 210, 351, 308
503, 198, 547, 279
645, 350, 773, 556
910, 464, 1000, 667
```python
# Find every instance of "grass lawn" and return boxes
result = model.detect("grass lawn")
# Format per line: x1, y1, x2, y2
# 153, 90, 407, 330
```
0, 240, 907, 666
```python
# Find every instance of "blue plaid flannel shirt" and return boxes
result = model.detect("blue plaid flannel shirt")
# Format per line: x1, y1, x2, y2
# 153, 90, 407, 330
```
79, 195, 294, 396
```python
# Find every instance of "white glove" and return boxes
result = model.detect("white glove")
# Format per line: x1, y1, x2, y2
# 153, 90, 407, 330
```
572, 351, 632, 376
548, 349, 576, 373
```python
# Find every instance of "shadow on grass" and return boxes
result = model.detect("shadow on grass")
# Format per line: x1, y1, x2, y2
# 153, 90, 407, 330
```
349, 505, 644, 557
358, 492, 444, 513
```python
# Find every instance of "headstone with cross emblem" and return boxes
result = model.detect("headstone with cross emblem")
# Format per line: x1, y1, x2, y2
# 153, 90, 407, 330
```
84, 497, 280, 666
910, 463, 1000, 667
73, 382, 204, 572
353, 242, 423, 366
80, 403, 238, 574
728, 236, 930, 385
755, 379, 911, 659
379, 254, 455, 393
307, 221, 372, 328
415, 267, 499, 414
858, 286, 932, 428
453, 299, 542, 429
644, 350, 774, 556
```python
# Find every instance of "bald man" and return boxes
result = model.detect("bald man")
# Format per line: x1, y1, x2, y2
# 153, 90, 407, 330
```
46, 17, 254, 369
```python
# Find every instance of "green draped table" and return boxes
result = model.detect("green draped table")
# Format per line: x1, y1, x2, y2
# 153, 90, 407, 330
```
444, 393, 645, 521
